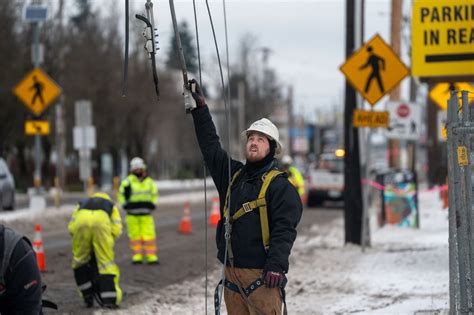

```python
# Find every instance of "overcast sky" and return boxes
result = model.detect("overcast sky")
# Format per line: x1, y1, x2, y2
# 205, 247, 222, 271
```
80, 0, 411, 122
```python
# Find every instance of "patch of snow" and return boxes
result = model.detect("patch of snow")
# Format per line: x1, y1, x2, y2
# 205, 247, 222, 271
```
107, 189, 449, 314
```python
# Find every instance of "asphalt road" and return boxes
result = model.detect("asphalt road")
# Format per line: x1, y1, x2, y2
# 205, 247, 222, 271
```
3, 197, 343, 314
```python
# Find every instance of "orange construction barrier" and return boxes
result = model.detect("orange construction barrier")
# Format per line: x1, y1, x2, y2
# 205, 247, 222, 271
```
209, 197, 220, 227
178, 202, 192, 234
32, 224, 46, 272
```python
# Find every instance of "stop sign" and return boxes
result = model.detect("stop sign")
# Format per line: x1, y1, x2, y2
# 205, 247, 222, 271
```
397, 104, 410, 118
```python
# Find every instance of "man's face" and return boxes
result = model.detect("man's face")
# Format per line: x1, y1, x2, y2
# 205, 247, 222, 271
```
245, 132, 270, 162
132, 168, 145, 178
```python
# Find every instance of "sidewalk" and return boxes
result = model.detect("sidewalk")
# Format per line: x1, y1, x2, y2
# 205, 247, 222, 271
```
106, 189, 448, 314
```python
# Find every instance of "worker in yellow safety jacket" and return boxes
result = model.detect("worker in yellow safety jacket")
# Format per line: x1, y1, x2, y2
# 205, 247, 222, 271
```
68, 192, 122, 309
281, 155, 305, 198
118, 157, 159, 264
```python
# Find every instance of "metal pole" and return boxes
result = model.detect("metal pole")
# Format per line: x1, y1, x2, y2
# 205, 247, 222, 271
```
33, 21, 42, 190
447, 92, 460, 313
461, 90, 474, 308
354, 0, 371, 250
450, 91, 470, 313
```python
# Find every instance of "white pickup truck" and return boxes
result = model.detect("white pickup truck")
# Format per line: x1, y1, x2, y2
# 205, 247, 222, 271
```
306, 153, 344, 207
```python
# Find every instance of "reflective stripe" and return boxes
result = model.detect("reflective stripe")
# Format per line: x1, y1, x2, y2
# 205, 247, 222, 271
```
99, 261, 116, 271
78, 281, 92, 291
101, 291, 117, 298
127, 208, 151, 215
111, 219, 121, 224
131, 191, 153, 196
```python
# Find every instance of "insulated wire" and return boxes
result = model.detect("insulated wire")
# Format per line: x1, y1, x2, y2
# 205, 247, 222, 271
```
122, 0, 129, 97
192, 0, 207, 313
205, 0, 232, 312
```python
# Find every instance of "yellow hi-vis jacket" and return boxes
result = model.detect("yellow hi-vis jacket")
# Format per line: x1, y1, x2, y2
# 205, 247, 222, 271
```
118, 174, 158, 215
68, 192, 122, 242
287, 166, 305, 197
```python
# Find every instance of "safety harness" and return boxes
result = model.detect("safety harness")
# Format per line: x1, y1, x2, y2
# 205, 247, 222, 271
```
214, 168, 287, 315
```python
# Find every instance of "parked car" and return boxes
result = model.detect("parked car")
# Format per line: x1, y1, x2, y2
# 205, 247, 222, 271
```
306, 152, 344, 207
0, 158, 15, 210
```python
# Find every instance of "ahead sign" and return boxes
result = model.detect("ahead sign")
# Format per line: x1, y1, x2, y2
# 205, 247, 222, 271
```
411, 0, 474, 77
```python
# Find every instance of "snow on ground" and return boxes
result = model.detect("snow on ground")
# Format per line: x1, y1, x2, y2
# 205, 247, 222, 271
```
101, 189, 449, 315
0, 190, 217, 224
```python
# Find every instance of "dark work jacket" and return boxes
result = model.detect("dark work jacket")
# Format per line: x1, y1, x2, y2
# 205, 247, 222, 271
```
0, 226, 42, 314
192, 106, 303, 273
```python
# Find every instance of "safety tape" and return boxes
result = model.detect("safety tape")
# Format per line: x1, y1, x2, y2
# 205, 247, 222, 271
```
361, 178, 448, 195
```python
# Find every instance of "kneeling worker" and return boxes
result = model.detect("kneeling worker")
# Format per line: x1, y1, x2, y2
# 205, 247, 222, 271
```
68, 192, 122, 308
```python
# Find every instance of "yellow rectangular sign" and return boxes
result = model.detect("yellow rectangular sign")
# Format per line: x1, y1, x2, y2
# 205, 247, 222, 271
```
352, 110, 389, 128
457, 146, 469, 166
412, 0, 474, 77
25, 120, 50, 135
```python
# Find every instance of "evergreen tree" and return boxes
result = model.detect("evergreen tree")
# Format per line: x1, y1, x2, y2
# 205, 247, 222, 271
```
166, 21, 197, 73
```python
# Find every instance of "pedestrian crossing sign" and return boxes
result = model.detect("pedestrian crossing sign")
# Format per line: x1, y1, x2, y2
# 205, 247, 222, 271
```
13, 67, 62, 116
429, 82, 473, 111
340, 34, 410, 106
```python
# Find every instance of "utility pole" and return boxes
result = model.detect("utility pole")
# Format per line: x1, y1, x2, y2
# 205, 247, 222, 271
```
55, 0, 66, 191
388, 0, 403, 168
343, 0, 364, 245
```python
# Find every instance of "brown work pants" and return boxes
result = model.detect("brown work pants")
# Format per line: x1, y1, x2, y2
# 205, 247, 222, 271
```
224, 267, 282, 315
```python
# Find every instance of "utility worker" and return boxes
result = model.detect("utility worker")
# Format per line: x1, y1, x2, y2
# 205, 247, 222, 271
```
281, 155, 306, 199
188, 79, 303, 315
118, 157, 159, 264
68, 192, 122, 308
0, 225, 43, 313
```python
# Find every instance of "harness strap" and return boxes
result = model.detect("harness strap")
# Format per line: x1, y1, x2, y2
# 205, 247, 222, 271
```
223, 169, 283, 249
214, 277, 265, 315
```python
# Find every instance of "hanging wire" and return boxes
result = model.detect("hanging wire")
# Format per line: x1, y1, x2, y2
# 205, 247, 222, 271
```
122, 0, 129, 97
191, 0, 207, 313
205, 0, 232, 312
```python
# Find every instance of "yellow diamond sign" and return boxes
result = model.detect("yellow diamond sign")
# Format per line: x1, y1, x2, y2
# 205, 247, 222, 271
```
340, 34, 410, 106
13, 68, 61, 116
429, 82, 474, 111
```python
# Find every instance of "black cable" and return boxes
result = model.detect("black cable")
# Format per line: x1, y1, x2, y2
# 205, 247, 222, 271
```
122, 0, 129, 97
192, 0, 207, 313
205, 0, 232, 312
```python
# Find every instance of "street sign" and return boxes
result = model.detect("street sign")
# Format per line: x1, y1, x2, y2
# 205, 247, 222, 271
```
25, 120, 49, 135
13, 68, 61, 116
73, 126, 97, 150
352, 110, 389, 128
24, 5, 48, 23
438, 110, 447, 142
386, 102, 421, 140
429, 82, 474, 111
411, 0, 474, 77
340, 34, 410, 106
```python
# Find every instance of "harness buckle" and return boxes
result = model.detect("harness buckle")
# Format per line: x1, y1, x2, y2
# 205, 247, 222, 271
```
243, 202, 252, 213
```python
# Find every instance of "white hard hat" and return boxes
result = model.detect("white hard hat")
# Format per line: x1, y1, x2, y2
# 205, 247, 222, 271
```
282, 155, 293, 165
241, 118, 282, 154
130, 157, 146, 171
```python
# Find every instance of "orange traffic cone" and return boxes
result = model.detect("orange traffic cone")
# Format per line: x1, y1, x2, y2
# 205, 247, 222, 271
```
32, 224, 46, 272
178, 202, 192, 234
209, 197, 220, 227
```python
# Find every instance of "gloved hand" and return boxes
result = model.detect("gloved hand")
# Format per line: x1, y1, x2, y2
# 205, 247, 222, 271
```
188, 79, 206, 108
263, 271, 287, 288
